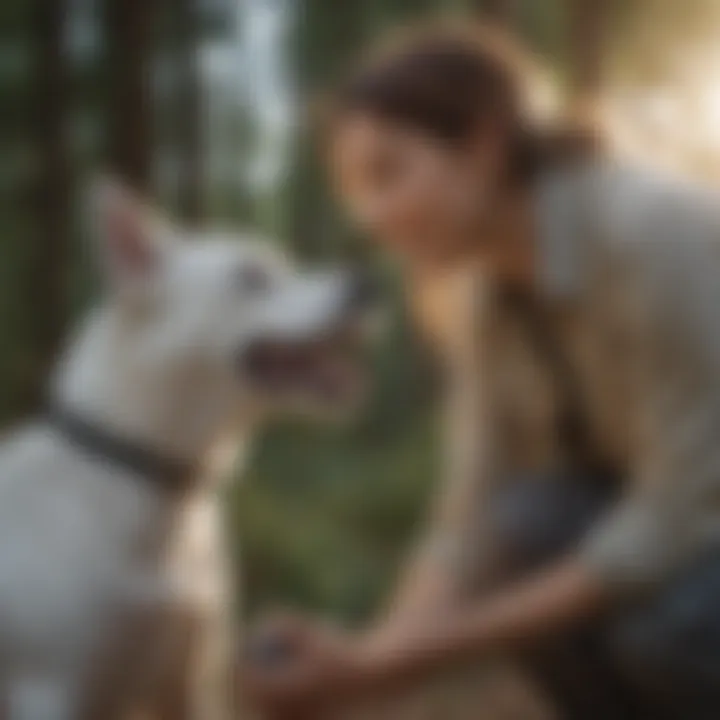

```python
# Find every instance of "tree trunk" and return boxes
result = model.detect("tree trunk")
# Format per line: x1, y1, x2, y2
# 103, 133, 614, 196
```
284, 0, 368, 258
174, 0, 204, 224
105, 0, 158, 192
28, 0, 72, 410
568, 0, 605, 102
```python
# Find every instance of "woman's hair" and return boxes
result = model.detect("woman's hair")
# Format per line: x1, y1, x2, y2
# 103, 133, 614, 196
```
324, 22, 602, 185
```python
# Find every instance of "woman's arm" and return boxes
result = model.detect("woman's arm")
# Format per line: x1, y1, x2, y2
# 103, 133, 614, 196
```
242, 557, 608, 714
359, 558, 606, 694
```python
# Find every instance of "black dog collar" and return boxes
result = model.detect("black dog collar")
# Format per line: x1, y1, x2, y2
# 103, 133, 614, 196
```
47, 406, 198, 493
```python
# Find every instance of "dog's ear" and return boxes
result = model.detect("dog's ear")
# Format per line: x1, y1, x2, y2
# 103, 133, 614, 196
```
88, 176, 173, 297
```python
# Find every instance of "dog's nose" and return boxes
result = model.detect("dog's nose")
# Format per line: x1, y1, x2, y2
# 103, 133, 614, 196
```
347, 272, 381, 312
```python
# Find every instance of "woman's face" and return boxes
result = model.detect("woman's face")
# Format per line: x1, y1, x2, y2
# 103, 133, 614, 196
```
330, 113, 496, 264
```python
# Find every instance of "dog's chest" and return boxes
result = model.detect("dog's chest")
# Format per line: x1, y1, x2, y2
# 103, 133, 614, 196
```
154, 492, 229, 610
0, 428, 229, 669
111, 492, 231, 700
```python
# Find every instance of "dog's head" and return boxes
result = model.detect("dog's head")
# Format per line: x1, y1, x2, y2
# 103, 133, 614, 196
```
88, 179, 377, 422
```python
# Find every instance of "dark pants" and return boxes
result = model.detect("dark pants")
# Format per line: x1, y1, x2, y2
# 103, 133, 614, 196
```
487, 470, 720, 720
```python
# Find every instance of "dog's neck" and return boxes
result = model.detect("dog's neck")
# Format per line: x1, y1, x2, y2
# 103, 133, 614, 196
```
51, 307, 253, 482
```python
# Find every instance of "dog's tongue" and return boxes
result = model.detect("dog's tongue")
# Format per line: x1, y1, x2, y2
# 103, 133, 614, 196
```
310, 356, 357, 400
252, 344, 313, 376
276, 346, 355, 399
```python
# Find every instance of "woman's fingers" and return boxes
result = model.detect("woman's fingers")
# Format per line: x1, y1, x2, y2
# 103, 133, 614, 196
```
242, 619, 365, 715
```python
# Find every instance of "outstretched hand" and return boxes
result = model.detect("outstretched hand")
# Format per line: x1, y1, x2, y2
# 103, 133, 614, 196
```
241, 613, 374, 719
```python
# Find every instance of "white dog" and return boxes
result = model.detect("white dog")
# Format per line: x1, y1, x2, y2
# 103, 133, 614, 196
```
0, 181, 374, 719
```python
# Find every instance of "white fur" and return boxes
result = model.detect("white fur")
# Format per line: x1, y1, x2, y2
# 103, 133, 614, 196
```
0, 182, 359, 719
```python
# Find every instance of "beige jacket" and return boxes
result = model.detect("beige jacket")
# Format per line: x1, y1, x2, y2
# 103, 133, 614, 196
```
432, 159, 720, 597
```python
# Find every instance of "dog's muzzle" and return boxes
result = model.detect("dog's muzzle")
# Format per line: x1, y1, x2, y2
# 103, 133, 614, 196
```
239, 271, 381, 404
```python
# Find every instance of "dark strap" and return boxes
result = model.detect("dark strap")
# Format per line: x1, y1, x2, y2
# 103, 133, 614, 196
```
499, 287, 603, 471
47, 406, 197, 493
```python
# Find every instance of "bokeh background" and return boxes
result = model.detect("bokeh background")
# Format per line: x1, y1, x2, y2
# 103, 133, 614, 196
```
4, 0, 720, 635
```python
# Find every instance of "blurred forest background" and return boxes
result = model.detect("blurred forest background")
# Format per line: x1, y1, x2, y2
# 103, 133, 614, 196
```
3, 0, 720, 628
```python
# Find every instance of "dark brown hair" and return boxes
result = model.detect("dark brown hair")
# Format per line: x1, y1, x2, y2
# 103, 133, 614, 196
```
325, 23, 602, 185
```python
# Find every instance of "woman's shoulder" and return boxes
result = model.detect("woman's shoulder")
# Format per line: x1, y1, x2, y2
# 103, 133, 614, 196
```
532, 156, 720, 307
539, 158, 720, 274
591, 160, 720, 242
584, 161, 720, 308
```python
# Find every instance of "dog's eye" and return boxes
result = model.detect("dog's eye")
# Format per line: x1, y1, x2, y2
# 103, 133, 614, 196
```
235, 265, 273, 296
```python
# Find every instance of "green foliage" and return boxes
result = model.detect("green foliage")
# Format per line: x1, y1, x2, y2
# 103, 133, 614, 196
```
233, 410, 440, 620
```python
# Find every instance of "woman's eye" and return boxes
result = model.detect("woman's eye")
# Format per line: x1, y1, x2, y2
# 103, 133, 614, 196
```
235, 265, 272, 295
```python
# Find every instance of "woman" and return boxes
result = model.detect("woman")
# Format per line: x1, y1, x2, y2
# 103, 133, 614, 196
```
245, 23, 720, 720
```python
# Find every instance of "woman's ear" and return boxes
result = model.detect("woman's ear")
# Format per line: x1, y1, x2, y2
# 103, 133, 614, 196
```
88, 176, 173, 298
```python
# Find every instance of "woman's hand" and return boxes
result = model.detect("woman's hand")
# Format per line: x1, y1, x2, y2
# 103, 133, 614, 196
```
241, 613, 375, 719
